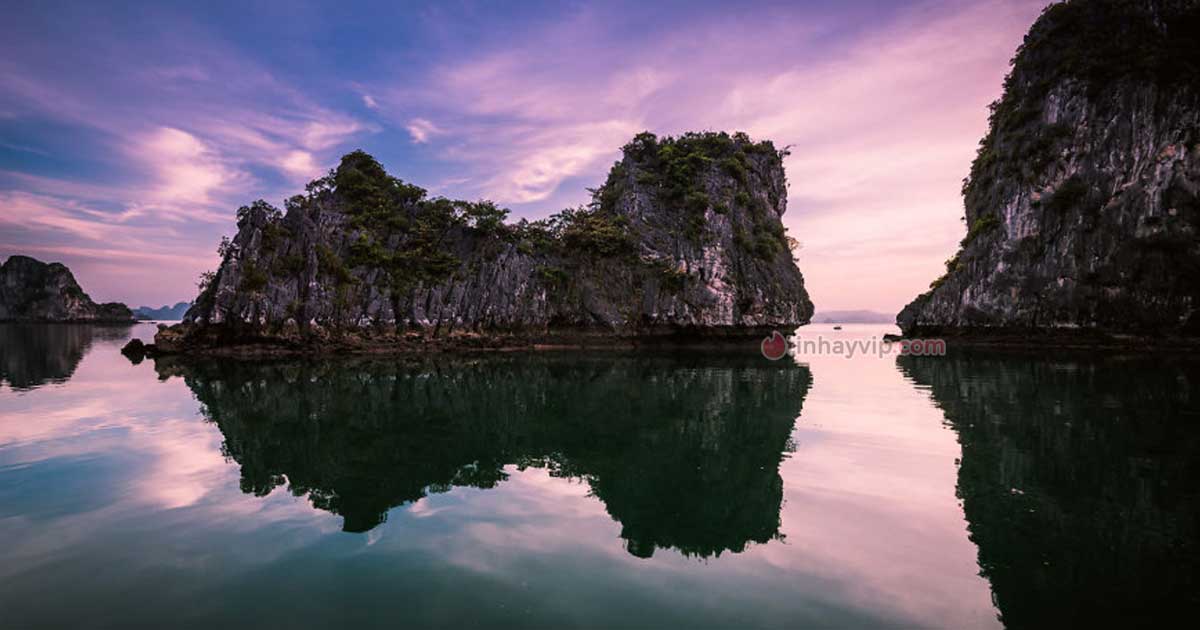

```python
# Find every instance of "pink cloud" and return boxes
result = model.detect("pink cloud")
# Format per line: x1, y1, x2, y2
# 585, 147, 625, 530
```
368, 0, 1045, 314
405, 117, 442, 144
0, 32, 373, 304
137, 127, 246, 209
0, 190, 219, 304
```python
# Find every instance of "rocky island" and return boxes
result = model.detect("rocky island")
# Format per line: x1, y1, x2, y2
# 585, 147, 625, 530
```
897, 0, 1200, 344
0, 255, 134, 323
155, 131, 812, 354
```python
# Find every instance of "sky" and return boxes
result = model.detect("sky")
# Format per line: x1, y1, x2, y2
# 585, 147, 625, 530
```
0, 0, 1047, 313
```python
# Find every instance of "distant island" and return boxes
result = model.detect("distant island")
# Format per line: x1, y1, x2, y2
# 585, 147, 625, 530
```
0, 255, 134, 323
153, 131, 813, 355
812, 310, 894, 324
897, 0, 1200, 344
133, 302, 192, 321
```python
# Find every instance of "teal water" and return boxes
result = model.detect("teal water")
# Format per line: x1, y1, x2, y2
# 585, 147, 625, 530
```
1, 323, 1197, 628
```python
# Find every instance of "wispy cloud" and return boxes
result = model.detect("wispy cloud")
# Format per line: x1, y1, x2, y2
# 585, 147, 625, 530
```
0, 13, 374, 303
0, 0, 1045, 312
137, 127, 247, 212
0, 189, 220, 303
405, 118, 442, 144
364, 0, 1043, 310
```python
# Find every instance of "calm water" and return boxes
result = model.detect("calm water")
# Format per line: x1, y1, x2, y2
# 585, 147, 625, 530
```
1, 323, 1197, 628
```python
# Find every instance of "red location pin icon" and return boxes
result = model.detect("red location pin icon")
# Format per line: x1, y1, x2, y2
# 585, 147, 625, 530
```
760, 330, 787, 360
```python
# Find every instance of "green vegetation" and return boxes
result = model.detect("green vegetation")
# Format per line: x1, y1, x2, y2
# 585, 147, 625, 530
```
750, 220, 787, 261
462, 200, 509, 235
1023, 1, 1200, 94
261, 220, 290, 251
273, 252, 305, 276
535, 264, 569, 289
591, 131, 785, 243
317, 244, 353, 286
214, 132, 795, 308
197, 270, 216, 293
961, 214, 1001, 248
291, 152, 480, 292
503, 205, 637, 261
659, 264, 689, 293
558, 207, 636, 258
239, 261, 269, 293
236, 199, 282, 228
929, 253, 963, 290
929, 214, 998, 292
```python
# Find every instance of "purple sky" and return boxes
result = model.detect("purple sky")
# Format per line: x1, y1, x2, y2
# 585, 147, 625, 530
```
0, 0, 1047, 312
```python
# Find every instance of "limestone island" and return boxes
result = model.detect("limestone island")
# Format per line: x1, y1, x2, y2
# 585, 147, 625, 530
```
153, 131, 813, 355
897, 0, 1200, 347
0, 255, 134, 323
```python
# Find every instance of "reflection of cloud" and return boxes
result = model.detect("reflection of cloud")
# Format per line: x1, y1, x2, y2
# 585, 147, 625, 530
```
0, 329, 1000, 627
0, 329, 332, 520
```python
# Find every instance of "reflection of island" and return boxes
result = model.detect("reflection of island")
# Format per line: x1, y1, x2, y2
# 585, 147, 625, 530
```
0, 324, 128, 390
898, 353, 1200, 626
165, 354, 811, 557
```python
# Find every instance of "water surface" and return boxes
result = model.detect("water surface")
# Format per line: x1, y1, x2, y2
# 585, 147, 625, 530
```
1, 323, 1196, 628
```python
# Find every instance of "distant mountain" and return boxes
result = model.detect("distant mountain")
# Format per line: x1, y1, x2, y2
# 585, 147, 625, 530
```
812, 310, 894, 324
133, 302, 191, 321
0, 255, 134, 322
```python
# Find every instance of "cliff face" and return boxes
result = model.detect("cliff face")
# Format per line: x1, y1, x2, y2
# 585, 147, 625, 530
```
0, 255, 133, 323
174, 131, 811, 349
899, 0, 1200, 338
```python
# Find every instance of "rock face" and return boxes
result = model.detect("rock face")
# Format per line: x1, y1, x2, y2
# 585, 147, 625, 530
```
0, 255, 134, 323
899, 0, 1200, 339
171, 131, 811, 351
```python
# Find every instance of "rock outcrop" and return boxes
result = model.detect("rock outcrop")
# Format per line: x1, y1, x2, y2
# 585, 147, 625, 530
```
898, 0, 1200, 341
0, 255, 134, 323
163, 131, 811, 352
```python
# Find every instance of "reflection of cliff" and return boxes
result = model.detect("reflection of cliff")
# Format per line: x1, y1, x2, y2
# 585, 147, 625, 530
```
898, 353, 1200, 627
168, 354, 811, 557
0, 324, 126, 390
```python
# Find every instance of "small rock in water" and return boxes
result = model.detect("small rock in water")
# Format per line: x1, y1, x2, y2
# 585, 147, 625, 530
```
120, 339, 146, 364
